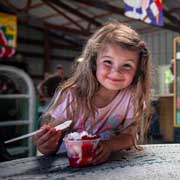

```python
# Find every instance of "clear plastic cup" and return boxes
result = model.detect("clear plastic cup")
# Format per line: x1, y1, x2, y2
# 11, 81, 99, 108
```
63, 137, 100, 168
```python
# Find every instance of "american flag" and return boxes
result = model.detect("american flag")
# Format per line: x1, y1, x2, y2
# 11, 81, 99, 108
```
123, 0, 163, 26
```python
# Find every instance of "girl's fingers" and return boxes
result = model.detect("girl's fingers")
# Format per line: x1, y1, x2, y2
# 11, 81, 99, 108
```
33, 128, 49, 145
36, 127, 61, 146
45, 130, 62, 146
39, 133, 60, 149
95, 143, 103, 156
93, 146, 104, 163
93, 151, 107, 164
33, 124, 62, 154
38, 131, 62, 153
93, 141, 111, 164
36, 128, 54, 146
35, 125, 51, 139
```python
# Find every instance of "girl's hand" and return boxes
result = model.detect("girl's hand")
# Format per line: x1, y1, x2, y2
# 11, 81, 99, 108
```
93, 140, 112, 165
33, 124, 62, 155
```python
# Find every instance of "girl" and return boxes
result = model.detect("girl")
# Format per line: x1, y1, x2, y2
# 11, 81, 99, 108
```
33, 21, 152, 165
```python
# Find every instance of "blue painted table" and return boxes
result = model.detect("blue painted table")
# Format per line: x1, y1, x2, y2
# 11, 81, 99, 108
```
0, 144, 180, 180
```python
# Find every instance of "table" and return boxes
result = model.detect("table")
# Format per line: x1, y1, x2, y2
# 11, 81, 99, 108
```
0, 144, 180, 180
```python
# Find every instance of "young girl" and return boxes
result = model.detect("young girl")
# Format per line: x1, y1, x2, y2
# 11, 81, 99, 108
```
33, 21, 152, 165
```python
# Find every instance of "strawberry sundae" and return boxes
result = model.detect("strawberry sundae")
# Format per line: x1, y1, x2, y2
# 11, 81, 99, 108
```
63, 131, 100, 168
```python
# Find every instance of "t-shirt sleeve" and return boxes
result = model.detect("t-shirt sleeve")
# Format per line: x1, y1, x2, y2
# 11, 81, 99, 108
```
51, 90, 73, 124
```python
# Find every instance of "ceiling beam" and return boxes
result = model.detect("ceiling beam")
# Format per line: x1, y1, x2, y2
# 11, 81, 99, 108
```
18, 50, 74, 61
50, 0, 102, 27
163, 23, 180, 32
45, 22, 90, 36
51, 33, 83, 47
39, 13, 59, 20
18, 37, 81, 50
0, 1, 85, 46
75, 0, 124, 16
19, 20, 83, 47
42, 0, 85, 30
169, 7, 180, 13
49, 41, 81, 51
28, 2, 44, 10
61, 11, 112, 27
163, 8, 180, 26
5, 0, 32, 12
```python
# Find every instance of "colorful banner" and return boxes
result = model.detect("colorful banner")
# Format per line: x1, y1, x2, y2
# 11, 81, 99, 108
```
123, 0, 163, 26
0, 12, 17, 58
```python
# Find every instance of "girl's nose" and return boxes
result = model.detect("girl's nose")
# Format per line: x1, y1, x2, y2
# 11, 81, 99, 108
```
111, 66, 122, 74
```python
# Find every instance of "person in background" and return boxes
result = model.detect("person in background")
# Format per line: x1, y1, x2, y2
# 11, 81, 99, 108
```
37, 64, 65, 110
33, 21, 152, 165
169, 58, 175, 93
170, 58, 175, 75
44, 72, 50, 80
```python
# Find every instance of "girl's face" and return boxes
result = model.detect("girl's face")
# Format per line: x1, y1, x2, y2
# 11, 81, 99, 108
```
96, 43, 138, 92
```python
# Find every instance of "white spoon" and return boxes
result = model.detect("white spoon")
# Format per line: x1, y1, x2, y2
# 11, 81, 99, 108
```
5, 120, 72, 144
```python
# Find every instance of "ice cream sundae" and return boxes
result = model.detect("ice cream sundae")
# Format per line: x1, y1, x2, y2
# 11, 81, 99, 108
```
63, 131, 100, 168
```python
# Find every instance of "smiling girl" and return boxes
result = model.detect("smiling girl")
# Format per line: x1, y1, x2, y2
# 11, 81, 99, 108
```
33, 21, 152, 165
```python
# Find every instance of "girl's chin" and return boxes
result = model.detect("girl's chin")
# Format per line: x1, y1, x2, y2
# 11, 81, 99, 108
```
104, 85, 123, 91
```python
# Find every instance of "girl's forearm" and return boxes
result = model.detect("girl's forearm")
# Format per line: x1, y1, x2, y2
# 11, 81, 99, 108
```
108, 134, 134, 152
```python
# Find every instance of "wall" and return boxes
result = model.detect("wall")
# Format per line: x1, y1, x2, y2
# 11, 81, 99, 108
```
16, 24, 80, 86
141, 30, 180, 94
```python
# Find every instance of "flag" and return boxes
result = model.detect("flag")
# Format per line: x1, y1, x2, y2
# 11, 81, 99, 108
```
0, 12, 17, 58
123, 0, 163, 26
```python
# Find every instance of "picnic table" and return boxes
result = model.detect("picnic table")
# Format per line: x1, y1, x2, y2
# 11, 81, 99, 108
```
0, 144, 180, 180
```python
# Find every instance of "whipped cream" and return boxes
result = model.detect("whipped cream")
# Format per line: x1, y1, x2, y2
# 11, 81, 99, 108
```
66, 131, 95, 140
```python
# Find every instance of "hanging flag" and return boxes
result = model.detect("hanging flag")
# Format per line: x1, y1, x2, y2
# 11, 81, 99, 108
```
123, 0, 163, 26
0, 12, 17, 58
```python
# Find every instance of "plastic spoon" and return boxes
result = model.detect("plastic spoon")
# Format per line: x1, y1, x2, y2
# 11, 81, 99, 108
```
5, 120, 72, 144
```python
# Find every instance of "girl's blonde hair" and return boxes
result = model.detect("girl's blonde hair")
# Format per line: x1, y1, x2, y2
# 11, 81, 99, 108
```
43, 21, 152, 141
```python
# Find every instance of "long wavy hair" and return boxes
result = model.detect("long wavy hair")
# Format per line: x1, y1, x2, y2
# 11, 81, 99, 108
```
43, 21, 152, 142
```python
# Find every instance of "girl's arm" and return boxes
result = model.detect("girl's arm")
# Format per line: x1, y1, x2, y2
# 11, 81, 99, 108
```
94, 118, 137, 165
93, 133, 133, 165
106, 133, 134, 152
107, 122, 137, 152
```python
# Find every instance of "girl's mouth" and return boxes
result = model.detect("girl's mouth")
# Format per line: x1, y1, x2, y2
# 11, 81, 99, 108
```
108, 77, 123, 82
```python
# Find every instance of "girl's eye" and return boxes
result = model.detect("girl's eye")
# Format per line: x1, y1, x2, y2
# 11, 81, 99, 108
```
123, 64, 132, 69
103, 60, 112, 65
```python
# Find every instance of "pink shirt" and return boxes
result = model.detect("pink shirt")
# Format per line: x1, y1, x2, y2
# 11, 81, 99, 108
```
52, 87, 135, 142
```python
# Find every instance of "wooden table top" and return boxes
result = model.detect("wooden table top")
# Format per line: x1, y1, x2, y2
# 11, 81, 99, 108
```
0, 144, 180, 180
